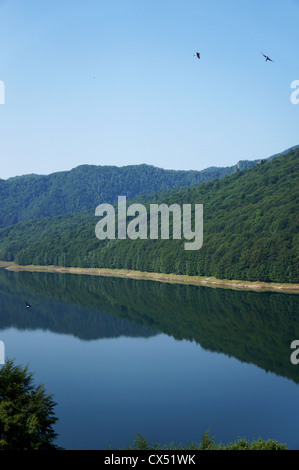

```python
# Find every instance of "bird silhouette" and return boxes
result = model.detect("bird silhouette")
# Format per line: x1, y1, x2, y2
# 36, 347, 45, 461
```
194, 52, 200, 59
261, 52, 274, 62
24, 300, 39, 308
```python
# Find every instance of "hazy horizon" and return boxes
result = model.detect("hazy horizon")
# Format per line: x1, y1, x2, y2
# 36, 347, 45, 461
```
0, 0, 298, 179
2, 143, 298, 181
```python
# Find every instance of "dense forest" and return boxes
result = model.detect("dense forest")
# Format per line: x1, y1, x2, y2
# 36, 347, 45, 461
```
0, 147, 298, 283
2, 146, 296, 229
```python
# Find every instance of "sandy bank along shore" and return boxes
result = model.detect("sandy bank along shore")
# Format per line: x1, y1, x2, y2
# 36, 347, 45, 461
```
1, 261, 298, 293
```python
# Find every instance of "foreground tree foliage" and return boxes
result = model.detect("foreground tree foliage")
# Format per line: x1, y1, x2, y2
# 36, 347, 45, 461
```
0, 359, 288, 450
117, 432, 288, 450
0, 359, 60, 450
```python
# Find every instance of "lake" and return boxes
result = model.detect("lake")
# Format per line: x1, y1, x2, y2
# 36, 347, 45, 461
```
0, 267, 299, 450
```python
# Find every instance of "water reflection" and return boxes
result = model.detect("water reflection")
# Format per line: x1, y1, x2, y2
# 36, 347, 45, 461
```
0, 268, 299, 383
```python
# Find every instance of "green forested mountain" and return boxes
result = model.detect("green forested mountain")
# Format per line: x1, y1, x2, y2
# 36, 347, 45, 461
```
1, 148, 292, 229
0, 147, 298, 283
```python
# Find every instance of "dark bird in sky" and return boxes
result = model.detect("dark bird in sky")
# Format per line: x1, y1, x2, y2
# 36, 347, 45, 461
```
194, 52, 200, 59
261, 52, 274, 62
25, 300, 39, 308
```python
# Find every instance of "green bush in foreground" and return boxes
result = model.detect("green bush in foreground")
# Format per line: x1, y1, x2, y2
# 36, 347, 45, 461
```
0, 359, 60, 450
113, 432, 288, 450
0, 360, 288, 451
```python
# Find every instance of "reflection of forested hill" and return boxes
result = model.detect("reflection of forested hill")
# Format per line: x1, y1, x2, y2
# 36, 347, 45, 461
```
0, 270, 157, 340
1, 268, 299, 384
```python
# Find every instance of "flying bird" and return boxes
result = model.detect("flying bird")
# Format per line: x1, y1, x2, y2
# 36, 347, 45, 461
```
261, 52, 274, 62
24, 300, 39, 308
194, 52, 200, 59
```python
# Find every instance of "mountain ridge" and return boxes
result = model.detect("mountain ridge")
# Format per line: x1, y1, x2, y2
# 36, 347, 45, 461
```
0, 145, 297, 230
0, 147, 298, 284
3, 144, 298, 181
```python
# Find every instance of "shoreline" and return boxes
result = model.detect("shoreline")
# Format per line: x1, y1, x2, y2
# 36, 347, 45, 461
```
1, 261, 299, 293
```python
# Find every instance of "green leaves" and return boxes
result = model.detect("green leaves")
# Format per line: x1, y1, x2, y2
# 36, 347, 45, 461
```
111, 431, 288, 450
0, 359, 60, 450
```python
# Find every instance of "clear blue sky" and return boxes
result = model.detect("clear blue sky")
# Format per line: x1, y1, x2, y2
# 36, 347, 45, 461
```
0, 0, 298, 179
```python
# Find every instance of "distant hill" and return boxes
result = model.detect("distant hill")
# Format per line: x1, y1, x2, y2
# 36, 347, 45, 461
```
0, 147, 298, 283
1, 146, 296, 230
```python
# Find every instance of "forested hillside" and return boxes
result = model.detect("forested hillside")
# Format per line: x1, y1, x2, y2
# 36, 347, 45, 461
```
0, 147, 298, 283
0, 156, 279, 230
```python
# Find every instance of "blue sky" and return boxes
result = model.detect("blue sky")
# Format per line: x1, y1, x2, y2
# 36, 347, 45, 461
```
0, 0, 298, 179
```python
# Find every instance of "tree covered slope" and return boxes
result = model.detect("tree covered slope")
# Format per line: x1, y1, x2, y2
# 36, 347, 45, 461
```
0, 155, 282, 230
0, 148, 298, 283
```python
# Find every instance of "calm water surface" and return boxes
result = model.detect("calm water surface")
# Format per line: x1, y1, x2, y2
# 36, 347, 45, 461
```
0, 268, 299, 450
